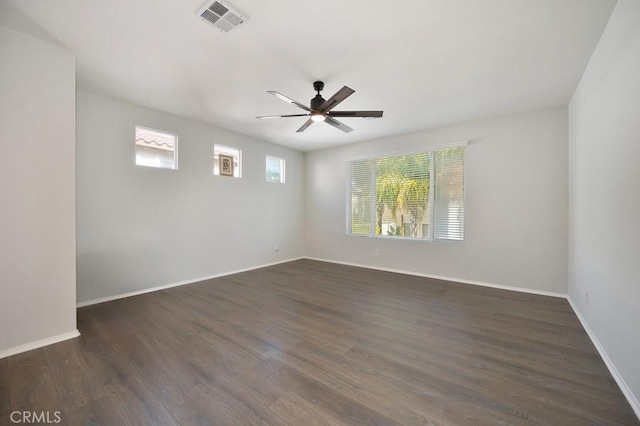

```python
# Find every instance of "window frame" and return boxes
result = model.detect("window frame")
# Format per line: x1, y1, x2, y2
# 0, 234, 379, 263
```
265, 155, 286, 183
213, 144, 242, 178
345, 141, 466, 242
134, 125, 178, 170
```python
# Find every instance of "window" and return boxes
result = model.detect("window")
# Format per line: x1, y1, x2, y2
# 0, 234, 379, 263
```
266, 155, 285, 183
347, 144, 465, 241
135, 126, 177, 169
213, 144, 241, 177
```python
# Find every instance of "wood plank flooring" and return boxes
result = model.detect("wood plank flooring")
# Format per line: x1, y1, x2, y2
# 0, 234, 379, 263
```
1, 259, 638, 425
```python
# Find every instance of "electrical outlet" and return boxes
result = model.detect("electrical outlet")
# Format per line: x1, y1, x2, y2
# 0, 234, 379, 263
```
374, 248, 379, 255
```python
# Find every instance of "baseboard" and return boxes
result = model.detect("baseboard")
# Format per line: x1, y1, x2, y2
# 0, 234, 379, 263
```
0, 329, 81, 360
567, 297, 640, 419
77, 257, 305, 308
303, 257, 567, 298
78, 256, 564, 308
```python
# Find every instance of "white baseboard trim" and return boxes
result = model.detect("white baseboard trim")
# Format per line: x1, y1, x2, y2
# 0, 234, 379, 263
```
567, 297, 640, 420
303, 257, 567, 298
78, 256, 564, 308
0, 329, 81, 360
77, 257, 305, 308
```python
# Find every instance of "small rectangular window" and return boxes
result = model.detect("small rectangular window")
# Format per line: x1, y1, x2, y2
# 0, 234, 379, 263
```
135, 126, 177, 169
266, 155, 285, 183
213, 144, 242, 178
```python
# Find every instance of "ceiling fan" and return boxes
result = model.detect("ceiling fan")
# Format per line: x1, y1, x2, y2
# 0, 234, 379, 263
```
256, 81, 383, 133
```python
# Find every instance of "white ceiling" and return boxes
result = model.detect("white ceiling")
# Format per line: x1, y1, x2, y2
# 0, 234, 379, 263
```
1, 0, 616, 151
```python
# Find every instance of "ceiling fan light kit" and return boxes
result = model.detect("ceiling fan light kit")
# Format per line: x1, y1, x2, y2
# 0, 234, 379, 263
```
257, 81, 383, 133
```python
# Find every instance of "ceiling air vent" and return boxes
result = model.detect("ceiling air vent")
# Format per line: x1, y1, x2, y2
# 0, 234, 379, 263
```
198, 1, 246, 33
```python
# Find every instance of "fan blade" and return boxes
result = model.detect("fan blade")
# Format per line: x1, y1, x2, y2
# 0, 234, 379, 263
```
319, 86, 355, 112
256, 114, 310, 119
296, 118, 314, 133
325, 116, 354, 133
268, 91, 311, 112
327, 111, 383, 118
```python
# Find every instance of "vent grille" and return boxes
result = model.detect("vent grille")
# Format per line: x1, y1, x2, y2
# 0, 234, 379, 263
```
198, 1, 246, 33
201, 9, 220, 25
209, 2, 228, 16
224, 12, 243, 26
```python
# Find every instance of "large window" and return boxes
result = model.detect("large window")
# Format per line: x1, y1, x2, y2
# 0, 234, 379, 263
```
135, 126, 177, 169
347, 144, 465, 241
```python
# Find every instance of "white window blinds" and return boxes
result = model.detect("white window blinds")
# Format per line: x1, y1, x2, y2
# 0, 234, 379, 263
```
375, 152, 430, 238
348, 159, 373, 236
434, 146, 465, 241
347, 144, 465, 241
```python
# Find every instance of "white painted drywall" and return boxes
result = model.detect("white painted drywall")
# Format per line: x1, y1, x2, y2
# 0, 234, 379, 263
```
305, 107, 568, 294
0, 25, 77, 353
76, 90, 304, 303
569, 0, 640, 412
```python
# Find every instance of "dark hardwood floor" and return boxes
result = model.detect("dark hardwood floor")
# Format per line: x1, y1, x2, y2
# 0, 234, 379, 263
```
1, 259, 638, 425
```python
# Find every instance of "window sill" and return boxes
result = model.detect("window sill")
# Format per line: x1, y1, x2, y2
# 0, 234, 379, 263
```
345, 234, 464, 243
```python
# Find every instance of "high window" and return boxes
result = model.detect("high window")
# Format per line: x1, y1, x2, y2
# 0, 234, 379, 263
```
135, 126, 177, 169
266, 155, 285, 183
213, 144, 242, 178
347, 144, 465, 241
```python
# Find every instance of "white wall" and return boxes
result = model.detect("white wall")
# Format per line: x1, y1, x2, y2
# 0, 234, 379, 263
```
0, 25, 77, 355
569, 0, 640, 413
305, 107, 568, 295
76, 90, 304, 303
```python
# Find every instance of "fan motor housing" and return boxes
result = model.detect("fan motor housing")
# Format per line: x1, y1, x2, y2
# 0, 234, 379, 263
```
310, 94, 325, 110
